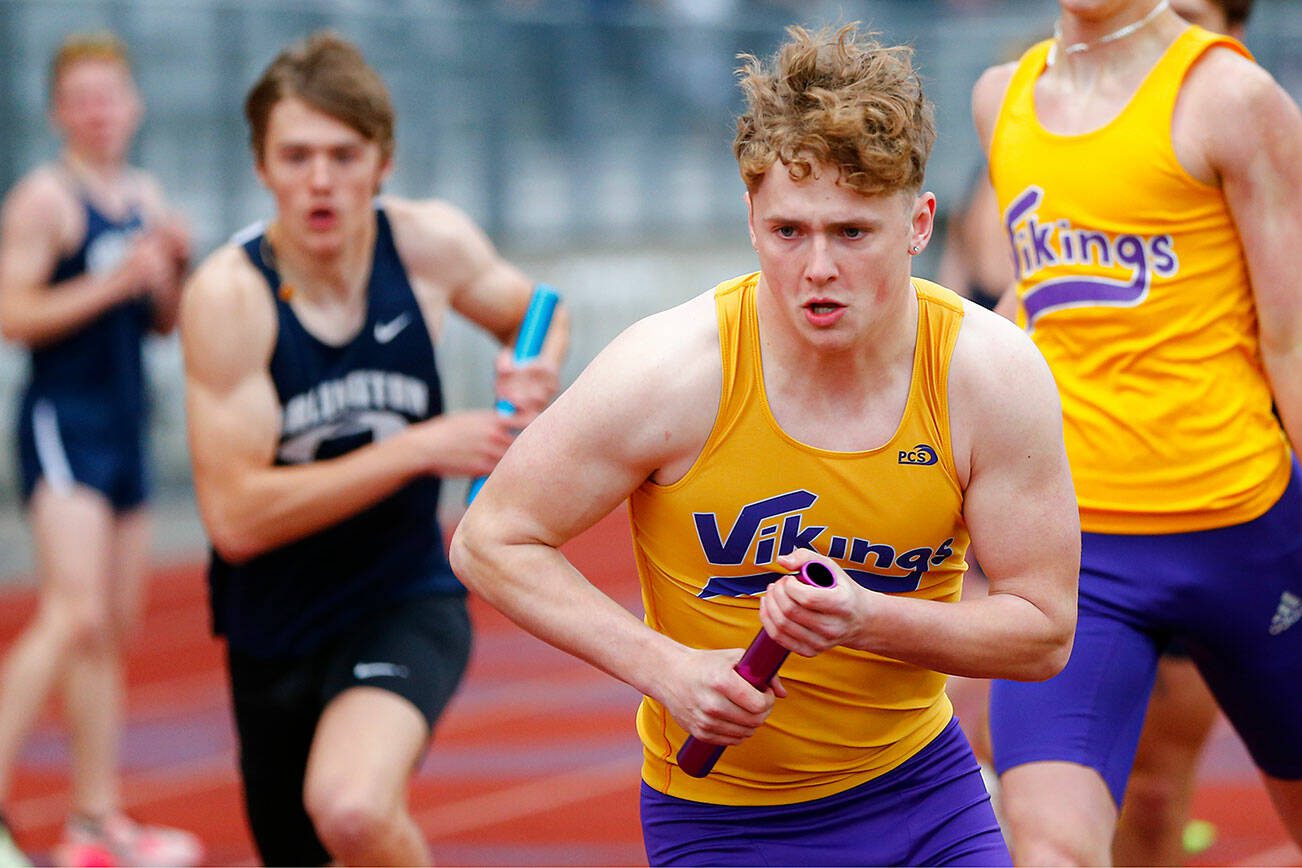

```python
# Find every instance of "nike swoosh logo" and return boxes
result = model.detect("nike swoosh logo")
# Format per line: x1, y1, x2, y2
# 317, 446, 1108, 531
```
374, 312, 412, 344
353, 662, 410, 680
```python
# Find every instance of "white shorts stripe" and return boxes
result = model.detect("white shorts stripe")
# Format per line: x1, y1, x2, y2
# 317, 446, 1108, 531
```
31, 400, 74, 495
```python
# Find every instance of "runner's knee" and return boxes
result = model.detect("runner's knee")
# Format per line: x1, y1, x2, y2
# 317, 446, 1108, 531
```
31, 598, 110, 654
304, 782, 398, 859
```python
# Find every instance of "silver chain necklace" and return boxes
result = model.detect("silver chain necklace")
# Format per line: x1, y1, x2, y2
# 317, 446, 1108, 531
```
1049, 0, 1170, 65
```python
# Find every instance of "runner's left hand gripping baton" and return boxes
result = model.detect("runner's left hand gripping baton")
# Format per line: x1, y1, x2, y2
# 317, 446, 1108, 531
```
466, 284, 560, 504
676, 560, 838, 778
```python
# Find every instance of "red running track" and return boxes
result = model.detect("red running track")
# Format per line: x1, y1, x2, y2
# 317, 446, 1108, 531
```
0, 506, 1296, 866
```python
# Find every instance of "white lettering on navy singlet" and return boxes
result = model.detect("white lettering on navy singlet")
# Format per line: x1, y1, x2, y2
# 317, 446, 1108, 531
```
282, 369, 428, 437
693, 489, 956, 597
1005, 186, 1178, 330
277, 370, 429, 464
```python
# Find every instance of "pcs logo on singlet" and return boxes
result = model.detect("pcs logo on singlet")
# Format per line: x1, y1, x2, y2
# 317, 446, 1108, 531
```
898, 444, 938, 466
693, 489, 955, 599
1005, 185, 1178, 330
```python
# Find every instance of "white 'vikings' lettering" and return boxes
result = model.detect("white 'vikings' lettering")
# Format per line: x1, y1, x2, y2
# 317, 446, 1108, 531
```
1004, 186, 1178, 329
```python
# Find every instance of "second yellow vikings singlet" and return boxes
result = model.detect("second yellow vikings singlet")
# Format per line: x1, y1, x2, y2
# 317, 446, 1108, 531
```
990, 27, 1291, 534
629, 272, 971, 806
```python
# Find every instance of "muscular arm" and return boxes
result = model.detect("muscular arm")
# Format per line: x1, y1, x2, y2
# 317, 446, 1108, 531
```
935, 310, 1078, 678
764, 309, 1079, 681
451, 294, 780, 745
388, 197, 570, 419
1195, 56, 1302, 452
181, 247, 514, 563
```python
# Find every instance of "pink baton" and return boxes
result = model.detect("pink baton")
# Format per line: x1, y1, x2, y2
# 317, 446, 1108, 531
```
676, 560, 837, 778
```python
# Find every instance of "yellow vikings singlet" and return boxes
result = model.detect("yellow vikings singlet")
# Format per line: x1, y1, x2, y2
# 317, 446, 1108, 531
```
990, 27, 1291, 534
629, 272, 971, 806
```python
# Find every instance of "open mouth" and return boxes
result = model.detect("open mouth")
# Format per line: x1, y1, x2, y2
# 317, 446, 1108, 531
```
306, 207, 336, 229
802, 299, 847, 327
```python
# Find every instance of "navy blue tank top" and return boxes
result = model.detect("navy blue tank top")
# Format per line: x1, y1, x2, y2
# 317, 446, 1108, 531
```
20, 194, 151, 442
208, 207, 463, 660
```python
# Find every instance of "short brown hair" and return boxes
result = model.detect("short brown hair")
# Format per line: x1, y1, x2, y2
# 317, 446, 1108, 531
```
244, 30, 395, 163
733, 23, 935, 197
48, 31, 132, 101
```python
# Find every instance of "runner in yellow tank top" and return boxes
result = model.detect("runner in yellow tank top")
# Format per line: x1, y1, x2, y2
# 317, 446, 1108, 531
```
454, 24, 1080, 866
630, 272, 971, 806
959, 7, 1265, 867
973, 1, 1302, 863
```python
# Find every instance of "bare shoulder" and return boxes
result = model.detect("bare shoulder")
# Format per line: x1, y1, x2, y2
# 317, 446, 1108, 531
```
971, 61, 1018, 144
947, 301, 1062, 480
951, 301, 1055, 402
588, 289, 719, 400
1185, 41, 1276, 94
556, 288, 721, 475
1, 164, 78, 230
972, 61, 1017, 104
180, 243, 277, 376
184, 243, 274, 323
1181, 44, 1295, 135
381, 194, 489, 275
381, 194, 476, 238
1179, 45, 1299, 178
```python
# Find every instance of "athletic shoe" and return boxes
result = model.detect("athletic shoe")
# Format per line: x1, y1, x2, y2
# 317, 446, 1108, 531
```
0, 814, 32, 868
54, 813, 203, 868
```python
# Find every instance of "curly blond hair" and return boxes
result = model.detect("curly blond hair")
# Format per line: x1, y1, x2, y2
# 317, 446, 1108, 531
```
734, 23, 935, 196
